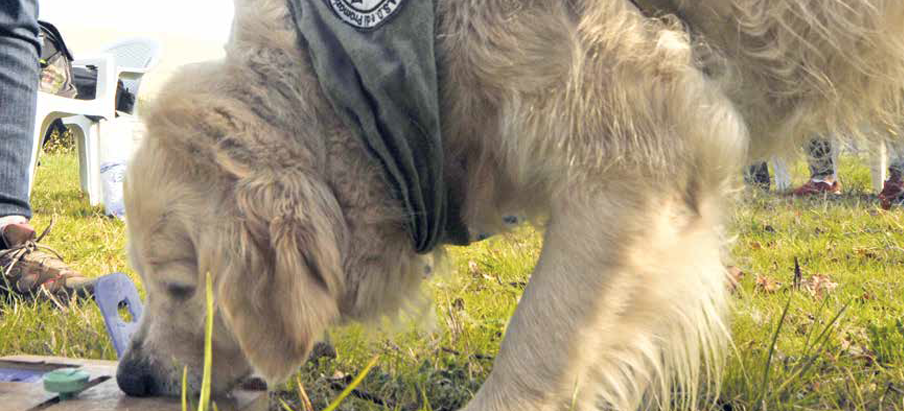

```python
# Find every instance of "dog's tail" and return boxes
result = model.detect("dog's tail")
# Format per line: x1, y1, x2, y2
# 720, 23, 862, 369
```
719, 0, 904, 157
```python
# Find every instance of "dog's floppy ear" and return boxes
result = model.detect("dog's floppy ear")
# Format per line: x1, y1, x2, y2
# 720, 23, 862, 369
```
215, 171, 346, 384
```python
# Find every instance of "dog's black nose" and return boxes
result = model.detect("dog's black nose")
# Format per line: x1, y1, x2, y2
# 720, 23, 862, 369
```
116, 358, 156, 397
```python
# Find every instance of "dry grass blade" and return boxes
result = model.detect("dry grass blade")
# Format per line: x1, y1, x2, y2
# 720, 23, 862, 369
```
768, 301, 852, 403
198, 272, 214, 411
568, 378, 580, 411
296, 375, 314, 411
182, 367, 189, 411
323, 355, 380, 411
758, 294, 793, 408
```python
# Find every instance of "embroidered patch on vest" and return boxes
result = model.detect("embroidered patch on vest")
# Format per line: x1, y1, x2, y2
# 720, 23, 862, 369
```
324, 0, 406, 30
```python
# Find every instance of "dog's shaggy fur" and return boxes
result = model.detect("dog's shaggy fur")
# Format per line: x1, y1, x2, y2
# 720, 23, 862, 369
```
118, 0, 904, 409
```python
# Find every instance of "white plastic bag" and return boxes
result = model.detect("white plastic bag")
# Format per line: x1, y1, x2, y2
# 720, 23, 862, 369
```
99, 114, 143, 219
100, 161, 127, 218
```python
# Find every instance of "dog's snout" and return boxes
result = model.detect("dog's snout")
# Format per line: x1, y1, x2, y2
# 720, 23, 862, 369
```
117, 370, 156, 397
116, 354, 157, 397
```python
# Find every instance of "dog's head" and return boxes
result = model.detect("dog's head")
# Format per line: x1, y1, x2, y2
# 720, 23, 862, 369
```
117, 109, 347, 396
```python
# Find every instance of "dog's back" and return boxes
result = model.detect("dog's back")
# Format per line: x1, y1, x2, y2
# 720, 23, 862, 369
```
674, 0, 904, 157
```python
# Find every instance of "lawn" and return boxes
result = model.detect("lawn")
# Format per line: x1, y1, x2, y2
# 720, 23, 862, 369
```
1, 149, 902, 411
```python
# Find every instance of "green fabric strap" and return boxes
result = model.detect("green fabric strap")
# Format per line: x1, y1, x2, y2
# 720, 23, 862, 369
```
288, 0, 469, 253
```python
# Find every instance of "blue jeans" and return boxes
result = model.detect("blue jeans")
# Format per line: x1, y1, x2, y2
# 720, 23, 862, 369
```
0, 0, 39, 219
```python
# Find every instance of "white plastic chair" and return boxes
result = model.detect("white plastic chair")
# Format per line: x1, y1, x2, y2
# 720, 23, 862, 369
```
92, 37, 162, 109
62, 38, 161, 206
30, 54, 117, 197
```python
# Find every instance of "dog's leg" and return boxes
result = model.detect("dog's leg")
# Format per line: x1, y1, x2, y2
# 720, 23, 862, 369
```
462, 184, 730, 411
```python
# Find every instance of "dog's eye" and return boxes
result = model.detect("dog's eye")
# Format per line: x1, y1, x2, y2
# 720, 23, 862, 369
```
166, 283, 196, 299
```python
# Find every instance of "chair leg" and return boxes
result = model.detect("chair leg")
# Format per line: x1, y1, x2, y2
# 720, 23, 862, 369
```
870, 140, 888, 193
28, 127, 42, 197
29, 108, 63, 197
63, 116, 104, 206
64, 116, 96, 202
86, 121, 103, 207
830, 136, 841, 183
73, 123, 89, 193
28, 111, 47, 197
772, 157, 792, 192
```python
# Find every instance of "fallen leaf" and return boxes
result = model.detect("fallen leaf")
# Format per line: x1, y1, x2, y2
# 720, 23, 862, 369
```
838, 326, 875, 364
330, 370, 350, 382
468, 261, 496, 282
801, 274, 838, 298
755, 275, 782, 293
726, 266, 744, 292
854, 247, 879, 260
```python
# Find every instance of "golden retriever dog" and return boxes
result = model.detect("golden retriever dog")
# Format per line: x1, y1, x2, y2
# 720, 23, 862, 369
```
117, 0, 904, 409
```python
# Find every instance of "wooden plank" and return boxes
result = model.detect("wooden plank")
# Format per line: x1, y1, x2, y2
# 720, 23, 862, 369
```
0, 356, 82, 411
45, 378, 195, 411
0, 356, 267, 411
40, 378, 267, 411
0, 381, 60, 411
2, 355, 114, 369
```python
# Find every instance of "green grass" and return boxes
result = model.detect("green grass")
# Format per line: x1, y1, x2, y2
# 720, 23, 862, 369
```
1, 150, 903, 410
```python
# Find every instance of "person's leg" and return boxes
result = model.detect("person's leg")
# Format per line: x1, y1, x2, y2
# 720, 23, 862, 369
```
0, 1, 94, 301
744, 161, 771, 191
888, 142, 904, 180
890, 159, 904, 179
806, 138, 836, 180
0, 0, 40, 222
879, 143, 904, 209
792, 137, 841, 195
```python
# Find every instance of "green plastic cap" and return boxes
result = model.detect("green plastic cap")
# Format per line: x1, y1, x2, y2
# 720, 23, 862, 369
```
43, 368, 90, 399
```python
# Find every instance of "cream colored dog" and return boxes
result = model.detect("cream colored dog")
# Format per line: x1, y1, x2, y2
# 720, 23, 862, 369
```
117, 0, 904, 409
